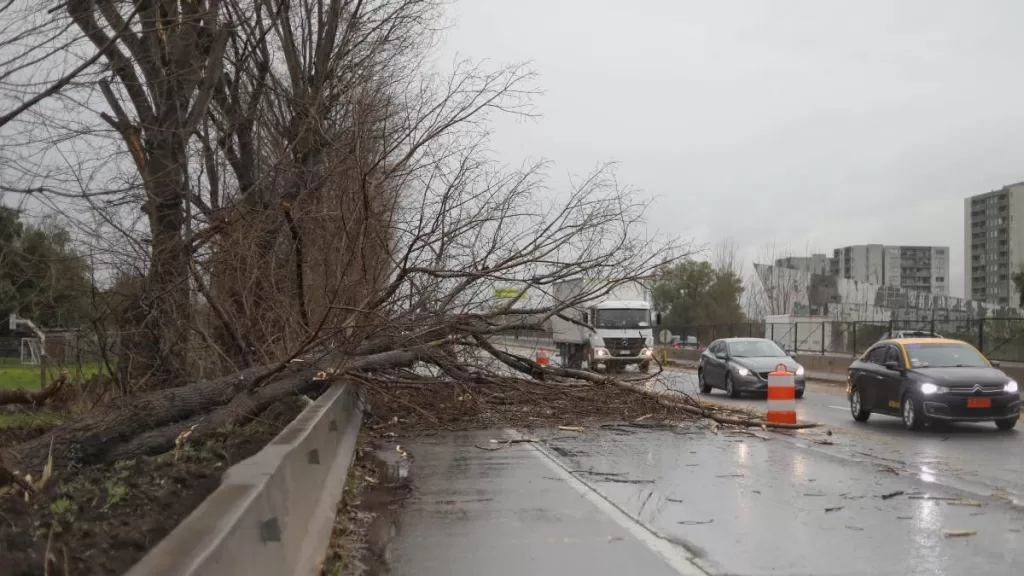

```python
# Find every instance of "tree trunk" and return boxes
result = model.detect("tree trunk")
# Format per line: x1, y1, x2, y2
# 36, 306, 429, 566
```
118, 135, 192, 388
2, 347, 423, 475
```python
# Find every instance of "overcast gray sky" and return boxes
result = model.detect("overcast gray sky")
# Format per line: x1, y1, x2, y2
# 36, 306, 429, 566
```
439, 0, 1024, 297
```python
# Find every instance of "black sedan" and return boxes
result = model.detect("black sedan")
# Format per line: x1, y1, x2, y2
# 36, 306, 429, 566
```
846, 338, 1021, 431
698, 338, 806, 398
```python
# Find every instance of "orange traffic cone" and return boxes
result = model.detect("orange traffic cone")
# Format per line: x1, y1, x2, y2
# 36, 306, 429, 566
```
536, 347, 550, 367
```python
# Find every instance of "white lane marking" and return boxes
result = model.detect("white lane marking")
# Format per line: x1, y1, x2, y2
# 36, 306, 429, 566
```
505, 428, 709, 576
828, 405, 848, 411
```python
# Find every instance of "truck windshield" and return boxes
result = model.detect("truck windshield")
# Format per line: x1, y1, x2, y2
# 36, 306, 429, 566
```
595, 309, 650, 329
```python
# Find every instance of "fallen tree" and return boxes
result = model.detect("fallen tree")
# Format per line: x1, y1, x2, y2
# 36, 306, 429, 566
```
0, 0, 815, 498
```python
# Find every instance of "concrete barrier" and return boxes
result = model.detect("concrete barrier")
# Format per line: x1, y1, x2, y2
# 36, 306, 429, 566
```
125, 382, 362, 576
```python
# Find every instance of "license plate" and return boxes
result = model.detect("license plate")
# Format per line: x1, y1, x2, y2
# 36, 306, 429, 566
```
618, 350, 631, 355
967, 397, 992, 408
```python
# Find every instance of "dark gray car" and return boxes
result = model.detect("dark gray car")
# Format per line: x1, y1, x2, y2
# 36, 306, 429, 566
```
698, 338, 806, 398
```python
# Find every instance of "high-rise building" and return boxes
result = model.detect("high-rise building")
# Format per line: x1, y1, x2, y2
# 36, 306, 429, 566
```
964, 182, 1024, 305
824, 244, 949, 294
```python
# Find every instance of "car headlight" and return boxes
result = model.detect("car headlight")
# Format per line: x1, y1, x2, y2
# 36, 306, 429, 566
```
594, 348, 609, 357
736, 366, 750, 376
1005, 380, 1018, 393
795, 365, 805, 376
920, 383, 949, 395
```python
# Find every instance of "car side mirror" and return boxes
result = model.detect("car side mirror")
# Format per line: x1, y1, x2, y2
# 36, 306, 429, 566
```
991, 360, 1001, 368
715, 352, 728, 360
884, 361, 902, 371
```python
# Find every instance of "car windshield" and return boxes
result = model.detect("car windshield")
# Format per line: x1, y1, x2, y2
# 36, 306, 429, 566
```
594, 308, 650, 329
904, 343, 989, 368
727, 340, 786, 358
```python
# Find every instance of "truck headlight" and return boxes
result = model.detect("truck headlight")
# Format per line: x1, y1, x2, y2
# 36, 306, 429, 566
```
641, 348, 653, 356
736, 367, 750, 376
1005, 380, 1018, 393
594, 348, 609, 357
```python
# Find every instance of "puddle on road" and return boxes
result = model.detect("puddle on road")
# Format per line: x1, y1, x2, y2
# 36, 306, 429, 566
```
326, 447, 412, 576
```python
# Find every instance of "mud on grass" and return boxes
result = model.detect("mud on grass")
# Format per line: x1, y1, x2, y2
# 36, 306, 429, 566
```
0, 397, 306, 576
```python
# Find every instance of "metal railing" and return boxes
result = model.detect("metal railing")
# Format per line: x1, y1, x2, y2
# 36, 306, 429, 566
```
658, 318, 1024, 363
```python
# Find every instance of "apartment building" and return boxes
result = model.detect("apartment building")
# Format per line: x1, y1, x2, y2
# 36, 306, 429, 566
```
826, 244, 949, 295
964, 182, 1024, 305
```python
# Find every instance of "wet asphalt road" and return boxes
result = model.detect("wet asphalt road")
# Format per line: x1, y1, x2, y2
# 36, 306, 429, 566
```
657, 370, 1024, 504
543, 424, 1024, 576
432, 341, 1024, 574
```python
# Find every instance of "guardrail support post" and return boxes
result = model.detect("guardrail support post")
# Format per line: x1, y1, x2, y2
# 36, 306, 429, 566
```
852, 323, 857, 355
979, 318, 985, 353
793, 322, 798, 353
821, 321, 825, 355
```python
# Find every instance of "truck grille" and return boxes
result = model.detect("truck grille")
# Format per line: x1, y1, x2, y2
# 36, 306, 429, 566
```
603, 337, 646, 356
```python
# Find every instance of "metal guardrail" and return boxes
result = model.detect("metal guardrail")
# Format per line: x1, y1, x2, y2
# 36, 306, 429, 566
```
125, 382, 362, 576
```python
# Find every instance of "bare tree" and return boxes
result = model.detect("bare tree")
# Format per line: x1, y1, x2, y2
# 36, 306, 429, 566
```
744, 240, 808, 318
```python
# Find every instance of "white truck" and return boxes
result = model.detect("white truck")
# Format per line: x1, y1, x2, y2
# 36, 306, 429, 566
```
550, 279, 660, 372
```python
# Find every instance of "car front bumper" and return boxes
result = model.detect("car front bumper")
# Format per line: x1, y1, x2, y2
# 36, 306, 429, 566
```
732, 372, 806, 393
921, 394, 1022, 421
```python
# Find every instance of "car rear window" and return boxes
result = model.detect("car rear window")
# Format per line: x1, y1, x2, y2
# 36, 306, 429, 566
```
904, 343, 988, 368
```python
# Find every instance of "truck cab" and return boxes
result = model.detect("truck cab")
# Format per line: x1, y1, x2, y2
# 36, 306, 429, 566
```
584, 300, 656, 372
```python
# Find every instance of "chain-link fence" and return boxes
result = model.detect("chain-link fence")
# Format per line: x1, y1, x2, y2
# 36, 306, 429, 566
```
657, 317, 1024, 363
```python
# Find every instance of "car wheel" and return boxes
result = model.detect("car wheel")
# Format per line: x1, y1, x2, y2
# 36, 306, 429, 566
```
725, 374, 740, 398
996, 418, 1018, 431
850, 387, 870, 422
901, 394, 924, 431
698, 370, 712, 394
795, 388, 805, 399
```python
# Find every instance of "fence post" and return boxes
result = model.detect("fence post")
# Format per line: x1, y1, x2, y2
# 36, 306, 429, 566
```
930, 317, 936, 335
793, 322, 799, 353
979, 318, 985, 353
771, 323, 775, 342
888, 319, 894, 335
821, 321, 826, 355
852, 323, 857, 355
748, 323, 753, 337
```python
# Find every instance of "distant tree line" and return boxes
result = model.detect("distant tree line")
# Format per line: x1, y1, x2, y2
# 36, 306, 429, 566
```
0, 206, 92, 330
652, 258, 747, 328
